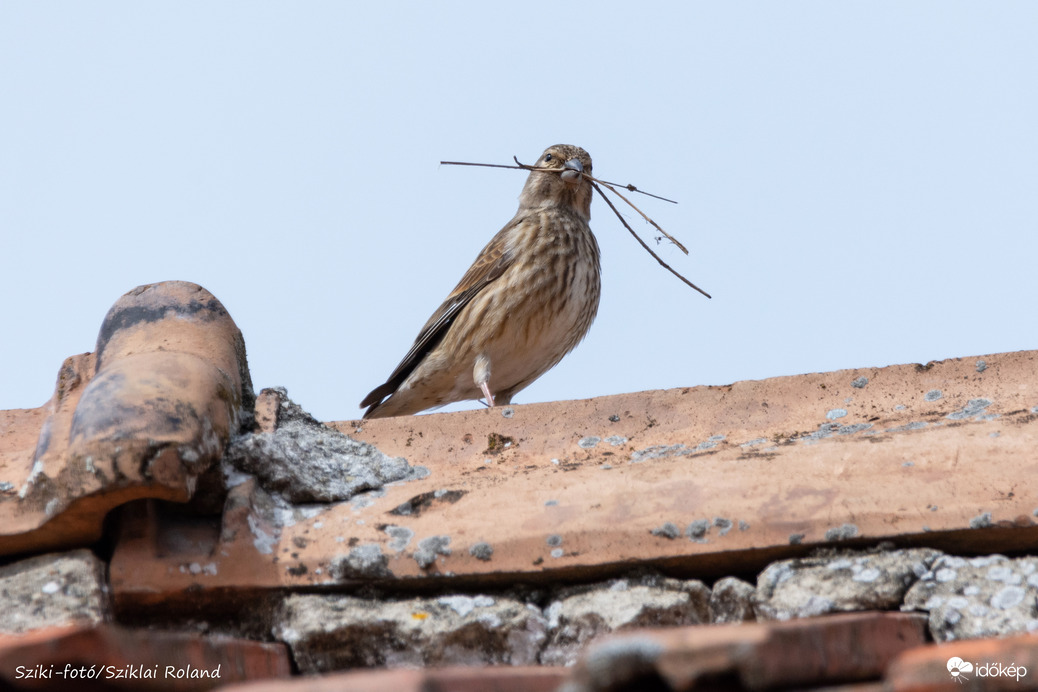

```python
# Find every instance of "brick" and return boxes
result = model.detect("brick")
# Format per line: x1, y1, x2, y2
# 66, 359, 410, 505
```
0, 623, 289, 691
217, 666, 566, 692
887, 633, 1038, 692
106, 352, 1038, 612
0, 281, 253, 557
563, 612, 927, 691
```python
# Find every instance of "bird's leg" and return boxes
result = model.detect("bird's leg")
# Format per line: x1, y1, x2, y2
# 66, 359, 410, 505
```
473, 353, 495, 407
479, 381, 496, 407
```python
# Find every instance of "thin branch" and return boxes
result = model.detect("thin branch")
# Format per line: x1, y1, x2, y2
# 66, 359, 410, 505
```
440, 160, 527, 171
591, 181, 712, 299
591, 179, 677, 204
588, 177, 688, 255
440, 157, 710, 299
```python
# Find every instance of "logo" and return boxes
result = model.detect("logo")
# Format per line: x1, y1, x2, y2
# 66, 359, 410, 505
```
946, 657, 973, 683
947, 656, 1027, 684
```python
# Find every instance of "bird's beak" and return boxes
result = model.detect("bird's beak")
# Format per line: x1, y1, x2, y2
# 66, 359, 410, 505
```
560, 158, 584, 183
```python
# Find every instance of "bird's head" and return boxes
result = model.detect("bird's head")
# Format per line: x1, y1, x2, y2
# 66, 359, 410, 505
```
518, 144, 594, 220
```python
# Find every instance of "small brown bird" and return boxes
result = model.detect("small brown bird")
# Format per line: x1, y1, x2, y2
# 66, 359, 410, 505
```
361, 144, 601, 419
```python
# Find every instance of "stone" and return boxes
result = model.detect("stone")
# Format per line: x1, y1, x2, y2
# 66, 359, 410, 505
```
540, 577, 710, 666
902, 554, 1038, 641
709, 576, 756, 623
0, 550, 109, 634
273, 593, 548, 673
755, 548, 942, 620
225, 387, 417, 504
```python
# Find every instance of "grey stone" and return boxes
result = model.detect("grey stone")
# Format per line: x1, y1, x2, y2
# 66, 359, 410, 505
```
710, 577, 756, 623
541, 577, 710, 666
273, 593, 547, 672
755, 548, 941, 621
903, 554, 1038, 641
226, 388, 416, 503
0, 550, 110, 634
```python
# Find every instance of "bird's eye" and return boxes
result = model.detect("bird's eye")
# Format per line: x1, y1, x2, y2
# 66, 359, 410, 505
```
543, 153, 553, 162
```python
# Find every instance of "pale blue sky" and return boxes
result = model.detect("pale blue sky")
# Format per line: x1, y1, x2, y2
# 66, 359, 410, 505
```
2, 3, 1036, 422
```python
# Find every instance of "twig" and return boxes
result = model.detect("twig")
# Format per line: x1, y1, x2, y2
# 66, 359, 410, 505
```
591, 181, 711, 299
591, 179, 677, 204
440, 157, 711, 299
440, 160, 527, 171
589, 178, 688, 255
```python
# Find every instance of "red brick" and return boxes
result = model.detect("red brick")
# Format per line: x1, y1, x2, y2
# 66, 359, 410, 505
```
887, 633, 1038, 692
0, 624, 290, 691
215, 666, 566, 692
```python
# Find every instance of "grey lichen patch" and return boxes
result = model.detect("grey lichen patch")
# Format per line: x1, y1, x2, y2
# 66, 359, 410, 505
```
713, 517, 733, 536
946, 398, 993, 421
577, 436, 601, 449
332, 543, 391, 580
789, 533, 805, 545
226, 389, 416, 503
799, 421, 871, 444
650, 522, 680, 539
904, 554, 1038, 641
629, 444, 688, 463
500, 407, 514, 418
546, 534, 563, 547
384, 525, 414, 553
604, 435, 628, 447
414, 535, 451, 569
685, 519, 710, 542
924, 389, 943, 402
738, 520, 750, 531
826, 408, 848, 420
468, 542, 493, 561
886, 421, 928, 433
976, 360, 988, 373
851, 376, 868, 389
694, 437, 722, 452
741, 438, 768, 448
550, 548, 565, 559
836, 423, 873, 435
824, 524, 859, 542
969, 512, 993, 529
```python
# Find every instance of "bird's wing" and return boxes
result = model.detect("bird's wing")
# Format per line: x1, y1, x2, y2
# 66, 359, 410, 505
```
360, 217, 520, 410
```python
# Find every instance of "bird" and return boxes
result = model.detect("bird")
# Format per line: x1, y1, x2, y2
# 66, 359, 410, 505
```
360, 144, 601, 419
